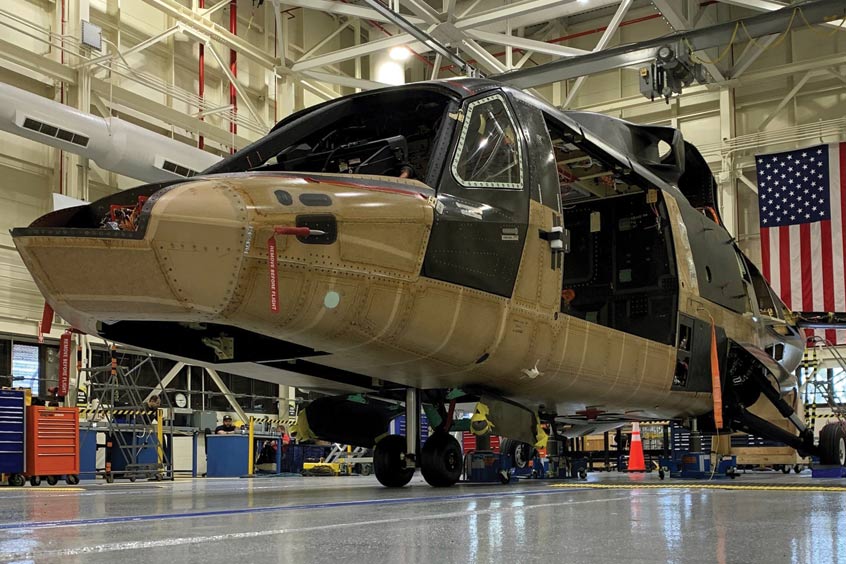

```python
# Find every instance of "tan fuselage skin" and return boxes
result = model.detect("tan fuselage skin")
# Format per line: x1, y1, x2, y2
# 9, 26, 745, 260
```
13, 173, 797, 421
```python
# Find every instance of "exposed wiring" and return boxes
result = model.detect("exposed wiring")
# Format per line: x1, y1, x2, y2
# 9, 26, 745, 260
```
685, 7, 828, 70
739, 8, 797, 52
797, 7, 846, 37
684, 21, 740, 67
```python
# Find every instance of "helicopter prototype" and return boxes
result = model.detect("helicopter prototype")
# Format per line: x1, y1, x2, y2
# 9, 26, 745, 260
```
12, 78, 837, 487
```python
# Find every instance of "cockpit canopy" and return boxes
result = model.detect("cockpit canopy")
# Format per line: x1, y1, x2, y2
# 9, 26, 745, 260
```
205, 86, 459, 187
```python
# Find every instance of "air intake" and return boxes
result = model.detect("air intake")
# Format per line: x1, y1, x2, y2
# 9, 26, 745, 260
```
22, 117, 89, 147
159, 159, 199, 178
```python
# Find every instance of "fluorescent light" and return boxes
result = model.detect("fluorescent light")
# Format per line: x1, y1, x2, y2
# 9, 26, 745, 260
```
389, 46, 411, 61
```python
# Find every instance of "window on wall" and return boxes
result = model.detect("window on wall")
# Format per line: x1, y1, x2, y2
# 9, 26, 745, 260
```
803, 367, 846, 405
452, 95, 523, 188
12, 344, 39, 396
252, 380, 278, 414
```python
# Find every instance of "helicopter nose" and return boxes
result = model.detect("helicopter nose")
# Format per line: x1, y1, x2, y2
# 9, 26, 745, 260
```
12, 174, 436, 338
11, 179, 248, 332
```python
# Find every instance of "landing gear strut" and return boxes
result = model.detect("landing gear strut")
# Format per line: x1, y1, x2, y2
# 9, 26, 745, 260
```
374, 388, 420, 488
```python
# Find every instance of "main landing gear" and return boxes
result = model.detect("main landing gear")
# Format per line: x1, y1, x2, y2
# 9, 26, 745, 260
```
373, 388, 464, 488
818, 422, 846, 466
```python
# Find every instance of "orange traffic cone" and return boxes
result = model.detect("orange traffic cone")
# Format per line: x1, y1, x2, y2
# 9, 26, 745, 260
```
627, 422, 646, 472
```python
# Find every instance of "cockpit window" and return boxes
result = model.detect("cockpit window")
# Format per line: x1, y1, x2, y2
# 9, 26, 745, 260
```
452, 95, 523, 189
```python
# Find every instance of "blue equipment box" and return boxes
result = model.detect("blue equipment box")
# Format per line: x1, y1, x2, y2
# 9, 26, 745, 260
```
206, 434, 250, 477
673, 452, 737, 479
466, 451, 512, 483
0, 390, 25, 476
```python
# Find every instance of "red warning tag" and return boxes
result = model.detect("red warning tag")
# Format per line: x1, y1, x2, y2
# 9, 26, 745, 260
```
39, 302, 54, 343
268, 235, 279, 313
58, 331, 72, 397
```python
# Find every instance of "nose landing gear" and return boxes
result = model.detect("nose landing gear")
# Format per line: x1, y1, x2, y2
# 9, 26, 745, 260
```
374, 434, 415, 488
373, 388, 465, 488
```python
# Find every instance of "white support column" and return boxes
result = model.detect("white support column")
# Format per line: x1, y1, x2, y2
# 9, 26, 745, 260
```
354, 19, 362, 91
278, 385, 297, 419
719, 87, 738, 238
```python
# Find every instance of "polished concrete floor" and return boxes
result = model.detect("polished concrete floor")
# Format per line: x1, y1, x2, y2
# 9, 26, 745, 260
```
1, 471, 845, 563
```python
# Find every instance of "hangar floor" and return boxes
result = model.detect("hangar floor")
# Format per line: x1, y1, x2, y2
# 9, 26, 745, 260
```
1, 472, 844, 563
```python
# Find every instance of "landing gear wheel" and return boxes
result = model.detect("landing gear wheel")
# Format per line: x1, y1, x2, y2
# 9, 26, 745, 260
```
421, 431, 462, 487
29, 476, 41, 487
8, 474, 24, 487
46, 476, 58, 486
374, 434, 414, 488
502, 439, 534, 469
819, 422, 846, 466
65, 475, 79, 485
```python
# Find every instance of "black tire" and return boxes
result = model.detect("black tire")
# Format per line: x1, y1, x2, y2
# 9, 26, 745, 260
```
360, 464, 372, 476
794, 465, 802, 474
421, 431, 462, 487
128, 476, 137, 482
819, 422, 846, 466
46, 476, 58, 486
8, 474, 24, 487
658, 469, 666, 480
781, 466, 791, 474
65, 475, 79, 485
374, 434, 414, 488
578, 468, 588, 480
105, 473, 114, 484
29, 476, 41, 487
504, 439, 533, 469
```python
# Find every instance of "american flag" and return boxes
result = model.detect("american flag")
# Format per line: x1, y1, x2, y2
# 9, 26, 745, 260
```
757, 143, 845, 345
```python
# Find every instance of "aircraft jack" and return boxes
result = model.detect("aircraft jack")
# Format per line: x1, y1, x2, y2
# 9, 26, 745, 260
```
811, 465, 846, 479
658, 452, 738, 480
463, 451, 514, 484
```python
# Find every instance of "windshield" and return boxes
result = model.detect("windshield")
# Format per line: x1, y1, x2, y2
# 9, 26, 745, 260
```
204, 88, 455, 186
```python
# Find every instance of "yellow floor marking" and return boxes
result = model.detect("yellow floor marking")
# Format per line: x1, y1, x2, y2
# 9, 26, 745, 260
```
551, 483, 846, 492
19, 487, 84, 492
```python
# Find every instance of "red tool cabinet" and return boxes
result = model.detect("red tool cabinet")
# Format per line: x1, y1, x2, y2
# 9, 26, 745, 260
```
25, 406, 79, 485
